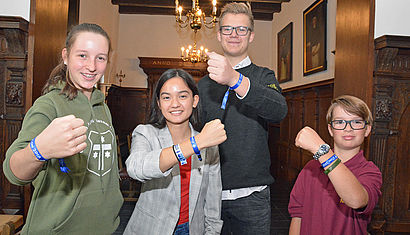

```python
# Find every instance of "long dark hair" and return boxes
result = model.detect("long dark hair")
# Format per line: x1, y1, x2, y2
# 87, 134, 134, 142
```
148, 69, 201, 131
41, 23, 111, 100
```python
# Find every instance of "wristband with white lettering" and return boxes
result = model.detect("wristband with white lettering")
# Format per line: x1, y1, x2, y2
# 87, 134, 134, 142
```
173, 144, 187, 165
30, 137, 49, 161
321, 154, 338, 168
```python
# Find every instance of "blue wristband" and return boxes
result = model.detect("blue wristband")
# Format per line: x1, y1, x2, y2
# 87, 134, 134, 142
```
190, 136, 202, 161
221, 73, 243, 110
321, 154, 338, 168
230, 73, 243, 90
30, 137, 48, 161
173, 144, 187, 165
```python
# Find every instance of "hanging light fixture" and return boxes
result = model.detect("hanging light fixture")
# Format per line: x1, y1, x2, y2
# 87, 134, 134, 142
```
180, 42, 209, 63
176, 0, 218, 63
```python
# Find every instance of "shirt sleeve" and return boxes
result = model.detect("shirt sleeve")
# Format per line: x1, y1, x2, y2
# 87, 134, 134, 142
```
354, 162, 382, 216
288, 168, 307, 218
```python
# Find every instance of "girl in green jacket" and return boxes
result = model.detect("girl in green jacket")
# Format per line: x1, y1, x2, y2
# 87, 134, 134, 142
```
3, 23, 123, 234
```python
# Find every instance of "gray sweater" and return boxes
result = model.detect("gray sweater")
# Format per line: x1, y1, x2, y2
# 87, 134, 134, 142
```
198, 63, 288, 190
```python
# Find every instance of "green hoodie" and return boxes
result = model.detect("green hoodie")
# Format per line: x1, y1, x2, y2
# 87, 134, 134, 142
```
3, 82, 123, 234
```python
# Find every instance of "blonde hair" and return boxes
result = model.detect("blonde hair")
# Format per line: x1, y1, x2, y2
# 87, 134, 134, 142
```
219, 2, 254, 31
326, 95, 373, 125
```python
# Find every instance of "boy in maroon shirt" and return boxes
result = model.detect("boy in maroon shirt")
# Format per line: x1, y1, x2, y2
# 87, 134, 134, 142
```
288, 95, 382, 235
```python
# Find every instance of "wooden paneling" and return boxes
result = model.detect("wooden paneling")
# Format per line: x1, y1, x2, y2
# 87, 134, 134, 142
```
0, 0, 78, 219
369, 35, 410, 234
0, 16, 29, 216
334, 0, 375, 105
269, 80, 334, 183
32, 0, 69, 101
106, 85, 149, 139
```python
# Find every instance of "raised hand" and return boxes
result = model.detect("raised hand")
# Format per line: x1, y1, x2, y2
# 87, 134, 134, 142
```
295, 126, 325, 154
35, 115, 88, 159
207, 51, 240, 87
196, 119, 227, 149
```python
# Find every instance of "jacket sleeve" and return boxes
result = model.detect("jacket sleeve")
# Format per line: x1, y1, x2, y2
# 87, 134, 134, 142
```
125, 125, 173, 182
3, 98, 55, 186
204, 146, 223, 234
241, 67, 288, 123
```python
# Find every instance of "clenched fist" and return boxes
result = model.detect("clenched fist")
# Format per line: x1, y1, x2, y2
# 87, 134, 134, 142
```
206, 52, 240, 87
295, 126, 326, 154
35, 115, 88, 159
195, 119, 227, 149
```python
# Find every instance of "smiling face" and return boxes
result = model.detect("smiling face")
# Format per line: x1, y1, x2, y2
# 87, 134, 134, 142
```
158, 77, 199, 128
328, 105, 371, 153
62, 32, 109, 99
217, 13, 254, 62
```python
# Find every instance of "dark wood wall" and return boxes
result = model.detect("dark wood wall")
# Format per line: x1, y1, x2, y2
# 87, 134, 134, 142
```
0, 0, 76, 219
0, 16, 30, 217
31, 0, 69, 102
106, 85, 149, 140
269, 80, 334, 182
334, 0, 375, 104
369, 35, 410, 234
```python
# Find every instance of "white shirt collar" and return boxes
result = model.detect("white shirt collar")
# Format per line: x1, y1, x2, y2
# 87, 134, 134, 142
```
233, 56, 251, 69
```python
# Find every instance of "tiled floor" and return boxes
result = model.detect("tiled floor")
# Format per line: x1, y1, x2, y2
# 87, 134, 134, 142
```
114, 180, 292, 234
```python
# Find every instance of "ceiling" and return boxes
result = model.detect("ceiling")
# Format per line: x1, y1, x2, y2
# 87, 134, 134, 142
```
111, 0, 291, 21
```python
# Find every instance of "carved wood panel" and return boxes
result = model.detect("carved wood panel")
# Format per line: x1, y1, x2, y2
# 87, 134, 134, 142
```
0, 16, 29, 216
369, 35, 410, 234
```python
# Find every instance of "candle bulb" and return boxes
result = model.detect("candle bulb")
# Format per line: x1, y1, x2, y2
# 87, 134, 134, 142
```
181, 47, 185, 57
178, 6, 182, 18
192, 0, 195, 9
212, 0, 217, 15
175, 0, 178, 10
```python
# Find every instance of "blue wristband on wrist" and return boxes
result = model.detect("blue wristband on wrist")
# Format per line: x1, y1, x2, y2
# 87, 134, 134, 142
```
230, 73, 243, 90
173, 144, 187, 165
321, 154, 338, 168
190, 136, 202, 161
221, 73, 243, 110
30, 137, 48, 161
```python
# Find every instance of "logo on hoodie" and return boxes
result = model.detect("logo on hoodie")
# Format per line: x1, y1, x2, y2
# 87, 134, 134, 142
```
86, 119, 115, 176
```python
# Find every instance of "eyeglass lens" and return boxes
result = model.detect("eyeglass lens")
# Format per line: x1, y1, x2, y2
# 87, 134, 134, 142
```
331, 120, 366, 130
220, 26, 249, 36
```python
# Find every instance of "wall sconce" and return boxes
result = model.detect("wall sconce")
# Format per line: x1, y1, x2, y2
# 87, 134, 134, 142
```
116, 70, 125, 86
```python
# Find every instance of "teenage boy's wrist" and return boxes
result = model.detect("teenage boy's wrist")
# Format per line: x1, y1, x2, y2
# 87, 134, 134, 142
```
229, 72, 241, 88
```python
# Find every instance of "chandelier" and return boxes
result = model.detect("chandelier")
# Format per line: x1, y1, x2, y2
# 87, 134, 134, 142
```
180, 40, 209, 63
175, 0, 218, 63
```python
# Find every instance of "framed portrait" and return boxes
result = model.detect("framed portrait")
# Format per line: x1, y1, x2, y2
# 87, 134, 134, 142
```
277, 22, 293, 83
303, 0, 327, 76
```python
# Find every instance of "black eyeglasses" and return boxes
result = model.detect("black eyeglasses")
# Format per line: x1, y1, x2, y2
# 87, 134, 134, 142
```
329, 120, 368, 130
220, 26, 251, 36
